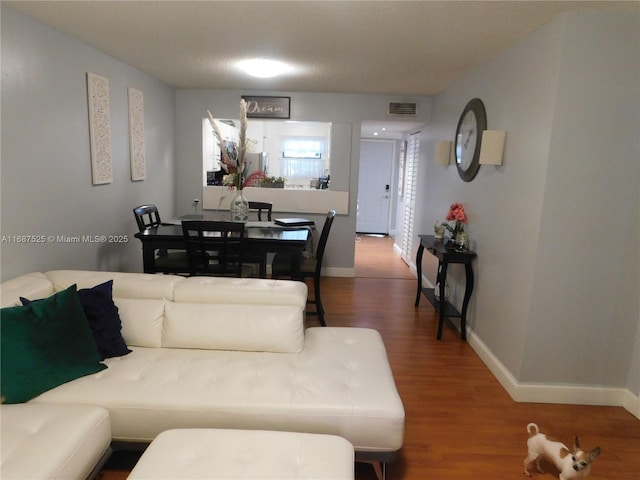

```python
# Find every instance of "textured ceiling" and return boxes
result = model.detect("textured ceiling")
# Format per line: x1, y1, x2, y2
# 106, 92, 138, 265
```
7, 1, 637, 139
7, 1, 638, 96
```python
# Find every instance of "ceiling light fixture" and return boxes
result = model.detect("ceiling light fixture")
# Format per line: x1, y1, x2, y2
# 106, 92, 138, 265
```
236, 59, 292, 78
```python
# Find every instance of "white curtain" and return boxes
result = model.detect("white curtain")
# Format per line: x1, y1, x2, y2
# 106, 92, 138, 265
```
401, 131, 420, 264
281, 157, 325, 179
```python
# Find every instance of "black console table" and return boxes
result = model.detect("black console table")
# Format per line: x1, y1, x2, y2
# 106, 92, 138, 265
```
415, 234, 477, 340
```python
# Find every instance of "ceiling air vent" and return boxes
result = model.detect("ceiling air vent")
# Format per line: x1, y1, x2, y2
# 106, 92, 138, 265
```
387, 101, 417, 116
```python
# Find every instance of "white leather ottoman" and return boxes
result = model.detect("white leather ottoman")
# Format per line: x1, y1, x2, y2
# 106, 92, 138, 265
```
127, 429, 354, 480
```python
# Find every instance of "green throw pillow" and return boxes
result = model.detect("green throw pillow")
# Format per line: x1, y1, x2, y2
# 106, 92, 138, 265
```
0, 284, 107, 403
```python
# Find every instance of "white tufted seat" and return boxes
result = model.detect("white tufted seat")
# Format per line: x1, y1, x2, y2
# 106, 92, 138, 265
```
31, 328, 404, 454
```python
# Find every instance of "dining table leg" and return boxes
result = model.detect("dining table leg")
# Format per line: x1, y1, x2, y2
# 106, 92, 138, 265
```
291, 252, 302, 280
142, 245, 157, 274
259, 254, 267, 279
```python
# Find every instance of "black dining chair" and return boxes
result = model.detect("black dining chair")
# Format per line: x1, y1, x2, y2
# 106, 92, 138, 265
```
133, 205, 190, 274
181, 220, 254, 278
248, 201, 273, 221
271, 210, 336, 326
133, 204, 164, 230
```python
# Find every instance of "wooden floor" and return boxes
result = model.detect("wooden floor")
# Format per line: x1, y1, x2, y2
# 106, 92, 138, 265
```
99, 235, 640, 480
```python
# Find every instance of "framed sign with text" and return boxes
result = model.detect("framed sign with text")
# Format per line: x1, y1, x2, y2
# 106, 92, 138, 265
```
242, 96, 290, 119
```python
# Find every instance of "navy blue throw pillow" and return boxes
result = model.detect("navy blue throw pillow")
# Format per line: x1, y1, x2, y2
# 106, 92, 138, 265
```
21, 280, 131, 360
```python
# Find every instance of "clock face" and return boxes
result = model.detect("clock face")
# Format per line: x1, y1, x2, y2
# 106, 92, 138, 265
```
455, 98, 487, 182
456, 110, 478, 170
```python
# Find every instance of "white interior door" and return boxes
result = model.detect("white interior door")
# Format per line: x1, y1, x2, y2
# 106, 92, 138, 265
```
357, 140, 394, 234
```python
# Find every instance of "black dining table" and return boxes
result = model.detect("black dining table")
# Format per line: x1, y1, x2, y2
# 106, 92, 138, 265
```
134, 215, 313, 278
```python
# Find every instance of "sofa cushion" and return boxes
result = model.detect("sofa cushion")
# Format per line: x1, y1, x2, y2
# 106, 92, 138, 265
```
163, 302, 304, 353
0, 272, 54, 308
45, 270, 184, 300
31, 328, 405, 453
114, 298, 165, 348
174, 276, 308, 308
0, 403, 111, 480
0, 285, 107, 403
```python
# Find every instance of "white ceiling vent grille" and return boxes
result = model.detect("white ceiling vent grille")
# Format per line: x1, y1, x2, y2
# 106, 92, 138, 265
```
388, 101, 417, 116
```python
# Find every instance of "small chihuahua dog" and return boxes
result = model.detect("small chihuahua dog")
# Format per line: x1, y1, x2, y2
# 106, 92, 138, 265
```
524, 423, 600, 479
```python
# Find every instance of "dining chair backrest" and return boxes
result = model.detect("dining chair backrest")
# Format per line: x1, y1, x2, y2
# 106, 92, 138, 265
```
181, 220, 246, 277
248, 201, 273, 221
269, 210, 334, 326
133, 204, 162, 232
313, 210, 336, 276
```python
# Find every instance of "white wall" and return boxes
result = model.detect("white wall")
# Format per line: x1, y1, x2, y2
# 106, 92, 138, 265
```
1, 6, 176, 281
412, 19, 563, 377
521, 13, 640, 389
409, 10, 639, 405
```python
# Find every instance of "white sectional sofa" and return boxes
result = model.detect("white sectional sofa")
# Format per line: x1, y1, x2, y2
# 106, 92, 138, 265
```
0, 270, 405, 478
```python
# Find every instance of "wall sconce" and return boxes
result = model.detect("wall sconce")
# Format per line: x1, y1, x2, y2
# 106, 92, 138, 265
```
479, 130, 506, 166
434, 140, 452, 165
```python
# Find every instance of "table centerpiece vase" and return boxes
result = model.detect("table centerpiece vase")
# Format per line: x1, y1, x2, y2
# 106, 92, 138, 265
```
230, 190, 249, 222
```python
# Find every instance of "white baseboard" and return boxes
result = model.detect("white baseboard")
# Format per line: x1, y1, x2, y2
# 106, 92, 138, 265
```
622, 390, 640, 419
268, 266, 354, 278
468, 330, 640, 420
323, 267, 355, 277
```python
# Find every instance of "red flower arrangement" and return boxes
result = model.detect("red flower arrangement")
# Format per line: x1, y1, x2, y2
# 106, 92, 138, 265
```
446, 202, 467, 223
444, 202, 467, 238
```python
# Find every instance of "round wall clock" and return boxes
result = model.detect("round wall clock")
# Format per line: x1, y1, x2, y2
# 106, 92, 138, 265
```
455, 98, 487, 182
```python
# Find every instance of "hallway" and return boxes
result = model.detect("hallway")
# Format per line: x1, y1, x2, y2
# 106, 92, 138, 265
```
354, 234, 414, 280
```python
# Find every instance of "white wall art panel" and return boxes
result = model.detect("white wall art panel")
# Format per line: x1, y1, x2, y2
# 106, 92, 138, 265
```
87, 72, 113, 184
128, 87, 146, 181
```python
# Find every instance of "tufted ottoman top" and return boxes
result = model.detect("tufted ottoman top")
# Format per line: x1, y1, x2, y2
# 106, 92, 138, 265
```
128, 428, 355, 479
